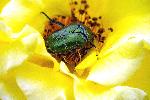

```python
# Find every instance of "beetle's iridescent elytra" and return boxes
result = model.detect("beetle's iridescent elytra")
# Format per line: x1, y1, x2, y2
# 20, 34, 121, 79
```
41, 0, 111, 67
45, 22, 94, 54
41, 12, 95, 66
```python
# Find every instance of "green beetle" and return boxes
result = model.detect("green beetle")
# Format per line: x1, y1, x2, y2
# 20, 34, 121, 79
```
45, 23, 94, 54
41, 0, 109, 68
41, 12, 96, 66
41, 12, 94, 54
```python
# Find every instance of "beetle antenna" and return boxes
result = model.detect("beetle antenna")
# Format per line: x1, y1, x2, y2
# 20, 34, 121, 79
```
41, 12, 65, 27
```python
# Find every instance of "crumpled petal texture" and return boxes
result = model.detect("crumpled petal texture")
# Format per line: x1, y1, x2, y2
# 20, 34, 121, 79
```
0, 23, 37, 74
88, 15, 150, 95
0, 0, 9, 12
0, 0, 70, 32
0, 24, 74, 99
0, 0, 150, 99
74, 80, 148, 100
0, 62, 74, 100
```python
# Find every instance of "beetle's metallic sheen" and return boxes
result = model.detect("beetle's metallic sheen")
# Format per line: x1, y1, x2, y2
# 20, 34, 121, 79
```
45, 23, 94, 54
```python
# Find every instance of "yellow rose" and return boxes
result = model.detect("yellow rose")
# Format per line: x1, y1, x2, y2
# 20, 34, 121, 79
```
0, 0, 150, 99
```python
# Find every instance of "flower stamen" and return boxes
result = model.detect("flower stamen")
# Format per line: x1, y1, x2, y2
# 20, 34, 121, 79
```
42, 0, 113, 69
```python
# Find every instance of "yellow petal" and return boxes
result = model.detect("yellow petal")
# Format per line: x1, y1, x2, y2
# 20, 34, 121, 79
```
75, 0, 150, 77
74, 79, 110, 100
21, 25, 59, 70
0, 25, 38, 74
0, 23, 59, 74
0, 22, 71, 99
88, 15, 150, 96
98, 86, 148, 100
88, 0, 150, 26
0, 77, 26, 100
74, 79, 148, 100
1, 0, 150, 99
76, 49, 97, 70
1, 0, 70, 32
0, 21, 13, 42
60, 61, 70, 75
0, 0, 9, 12
0, 61, 74, 100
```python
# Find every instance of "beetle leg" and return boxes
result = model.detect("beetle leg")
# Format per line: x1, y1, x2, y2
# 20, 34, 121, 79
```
76, 49, 81, 62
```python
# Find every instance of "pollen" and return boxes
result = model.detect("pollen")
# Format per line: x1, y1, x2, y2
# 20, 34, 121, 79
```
42, 0, 113, 69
